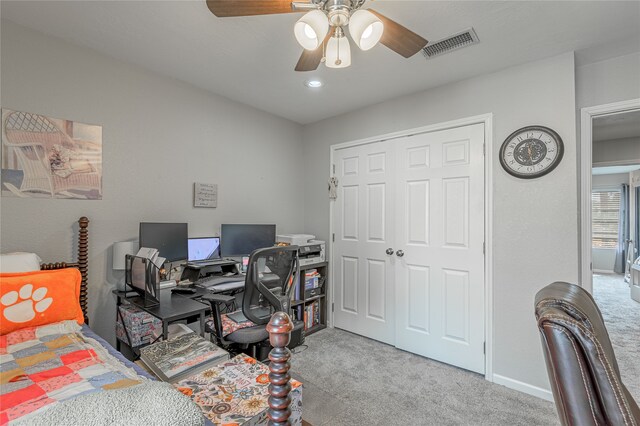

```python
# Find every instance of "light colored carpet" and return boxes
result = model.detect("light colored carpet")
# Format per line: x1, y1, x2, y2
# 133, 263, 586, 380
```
291, 329, 558, 425
593, 273, 640, 400
291, 275, 640, 425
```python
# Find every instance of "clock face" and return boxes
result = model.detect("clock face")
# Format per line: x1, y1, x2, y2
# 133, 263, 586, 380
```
499, 126, 564, 179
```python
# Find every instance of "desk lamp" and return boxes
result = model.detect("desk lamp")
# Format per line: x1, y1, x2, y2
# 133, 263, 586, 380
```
113, 241, 138, 290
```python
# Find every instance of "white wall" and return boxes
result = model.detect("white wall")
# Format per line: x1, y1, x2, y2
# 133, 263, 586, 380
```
0, 21, 305, 344
302, 52, 578, 395
593, 137, 640, 164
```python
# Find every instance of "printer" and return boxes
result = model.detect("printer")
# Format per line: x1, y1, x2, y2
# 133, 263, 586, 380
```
277, 234, 325, 267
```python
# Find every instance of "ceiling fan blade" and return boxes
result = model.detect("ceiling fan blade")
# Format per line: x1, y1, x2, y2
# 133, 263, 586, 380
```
295, 29, 333, 72
206, 0, 309, 17
295, 49, 322, 72
367, 9, 428, 58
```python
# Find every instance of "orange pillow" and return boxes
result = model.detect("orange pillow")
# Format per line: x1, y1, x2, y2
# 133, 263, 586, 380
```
0, 268, 84, 335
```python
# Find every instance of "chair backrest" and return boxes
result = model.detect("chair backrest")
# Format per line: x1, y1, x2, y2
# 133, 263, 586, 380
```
535, 282, 640, 426
242, 246, 299, 325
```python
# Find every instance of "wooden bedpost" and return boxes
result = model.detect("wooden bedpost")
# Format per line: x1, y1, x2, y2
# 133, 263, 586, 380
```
266, 312, 294, 426
40, 217, 90, 324
78, 217, 89, 324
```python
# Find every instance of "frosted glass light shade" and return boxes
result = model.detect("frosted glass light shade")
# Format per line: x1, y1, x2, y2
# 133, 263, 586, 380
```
349, 10, 383, 51
113, 241, 138, 270
294, 10, 329, 50
326, 35, 351, 68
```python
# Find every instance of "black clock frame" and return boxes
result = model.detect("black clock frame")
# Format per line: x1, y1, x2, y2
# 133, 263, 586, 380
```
499, 125, 564, 179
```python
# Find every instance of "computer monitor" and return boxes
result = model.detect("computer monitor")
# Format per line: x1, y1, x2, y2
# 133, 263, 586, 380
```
220, 224, 276, 257
188, 237, 221, 262
139, 222, 188, 262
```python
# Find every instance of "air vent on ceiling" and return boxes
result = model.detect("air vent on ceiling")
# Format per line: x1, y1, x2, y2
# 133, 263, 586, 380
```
422, 28, 479, 59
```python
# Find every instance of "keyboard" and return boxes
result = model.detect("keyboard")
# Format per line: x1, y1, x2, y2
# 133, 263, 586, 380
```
197, 275, 245, 290
187, 259, 234, 267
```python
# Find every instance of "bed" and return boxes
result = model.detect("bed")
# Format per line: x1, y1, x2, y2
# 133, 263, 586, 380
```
0, 218, 206, 425
0, 217, 300, 425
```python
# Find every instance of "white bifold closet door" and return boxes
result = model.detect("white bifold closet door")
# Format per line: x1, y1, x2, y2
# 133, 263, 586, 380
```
333, 123, 485, 374
333, 140, 396, 345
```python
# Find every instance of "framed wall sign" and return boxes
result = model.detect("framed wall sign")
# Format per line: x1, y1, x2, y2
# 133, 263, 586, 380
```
194, 182, 217, 208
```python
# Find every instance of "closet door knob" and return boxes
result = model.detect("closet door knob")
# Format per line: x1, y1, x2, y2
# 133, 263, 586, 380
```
396, 250, 404, 257
386, 248, 395, 255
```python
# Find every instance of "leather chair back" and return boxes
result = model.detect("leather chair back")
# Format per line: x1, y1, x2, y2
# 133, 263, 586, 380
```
535, 282, 640, 426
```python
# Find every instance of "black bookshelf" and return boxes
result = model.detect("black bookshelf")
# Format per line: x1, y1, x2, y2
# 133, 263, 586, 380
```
292, 261, 328, 336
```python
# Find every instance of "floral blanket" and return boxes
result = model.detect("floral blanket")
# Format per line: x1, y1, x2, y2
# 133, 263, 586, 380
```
174, 354, 302, 425
0, 321, 145, 425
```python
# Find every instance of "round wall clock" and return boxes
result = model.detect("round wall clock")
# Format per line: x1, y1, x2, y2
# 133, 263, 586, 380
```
499, 125, 564, 179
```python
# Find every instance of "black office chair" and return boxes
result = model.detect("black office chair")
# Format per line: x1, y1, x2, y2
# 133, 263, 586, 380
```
202, 245, 299, 360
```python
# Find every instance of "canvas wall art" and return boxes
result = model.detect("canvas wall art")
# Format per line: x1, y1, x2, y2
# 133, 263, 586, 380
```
1, 109, 102, 200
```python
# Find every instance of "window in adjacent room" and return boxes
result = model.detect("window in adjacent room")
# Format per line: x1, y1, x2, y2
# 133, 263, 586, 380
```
592, 190, 621, 249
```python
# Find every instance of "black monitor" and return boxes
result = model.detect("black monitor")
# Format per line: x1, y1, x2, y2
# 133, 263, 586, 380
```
220, 224, 276, 257
139, 222, 188, 262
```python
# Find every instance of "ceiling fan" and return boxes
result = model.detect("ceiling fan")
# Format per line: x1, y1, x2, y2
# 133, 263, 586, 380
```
206, 0, 428, 71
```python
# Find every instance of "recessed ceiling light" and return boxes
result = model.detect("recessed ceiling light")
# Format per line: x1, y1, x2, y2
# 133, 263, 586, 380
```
304, 79, 323, 88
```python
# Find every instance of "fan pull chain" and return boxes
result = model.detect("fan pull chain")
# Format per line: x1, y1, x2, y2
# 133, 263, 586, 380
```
321, 32, 327, 63
335, 27, 342, 66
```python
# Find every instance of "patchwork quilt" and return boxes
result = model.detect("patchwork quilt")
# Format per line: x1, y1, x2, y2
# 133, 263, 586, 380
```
175, 354, 303, 425
0, 321, 146, 425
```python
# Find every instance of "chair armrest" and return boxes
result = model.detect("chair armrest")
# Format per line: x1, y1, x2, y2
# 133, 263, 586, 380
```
200, 293, 236, 346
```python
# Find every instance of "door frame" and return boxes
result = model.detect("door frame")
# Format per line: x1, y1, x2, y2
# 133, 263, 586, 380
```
579, 98, 640, 293
328, 113, 494, 381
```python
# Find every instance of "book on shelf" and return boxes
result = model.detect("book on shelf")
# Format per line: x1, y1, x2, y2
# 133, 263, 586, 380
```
305, 269, 320, 289
139, 332, 229, 382
303, 300, 321, 330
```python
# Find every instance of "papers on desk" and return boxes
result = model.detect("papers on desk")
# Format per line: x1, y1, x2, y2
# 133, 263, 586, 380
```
136, 247, 165, 269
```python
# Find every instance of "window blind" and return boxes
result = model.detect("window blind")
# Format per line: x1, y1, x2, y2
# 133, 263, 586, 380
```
592, 190, 621, 249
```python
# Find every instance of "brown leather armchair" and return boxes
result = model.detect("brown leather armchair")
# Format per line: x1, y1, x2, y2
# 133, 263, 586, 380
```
535, 282, 640, 425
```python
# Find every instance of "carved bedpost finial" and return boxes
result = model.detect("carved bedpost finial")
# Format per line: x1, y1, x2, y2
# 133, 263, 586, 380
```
266, 312, 294, 426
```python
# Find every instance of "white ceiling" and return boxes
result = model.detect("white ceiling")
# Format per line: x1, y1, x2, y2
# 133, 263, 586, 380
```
2, 1, 640, 124
593, 110, 640, 142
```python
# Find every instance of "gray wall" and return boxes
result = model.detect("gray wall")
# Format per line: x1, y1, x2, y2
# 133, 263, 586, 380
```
302, 52, 578, 393
0, 21, 305, 343
593, 137, 640, 164
576, 52, 640, 109
592, 173, 632, 188
3, 16, 637, 399
632, 170, 640, 261
592, 248, 617, 273
576, 52, 640, 285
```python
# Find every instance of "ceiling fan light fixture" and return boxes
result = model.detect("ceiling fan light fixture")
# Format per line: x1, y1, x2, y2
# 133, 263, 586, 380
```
325, 32, 351, 69
294, 10, 329, 50
348, 9, 383, 51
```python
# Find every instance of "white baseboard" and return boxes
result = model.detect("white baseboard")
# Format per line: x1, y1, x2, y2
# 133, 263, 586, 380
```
593, 269, 614, 274
492, 374, 554, 402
